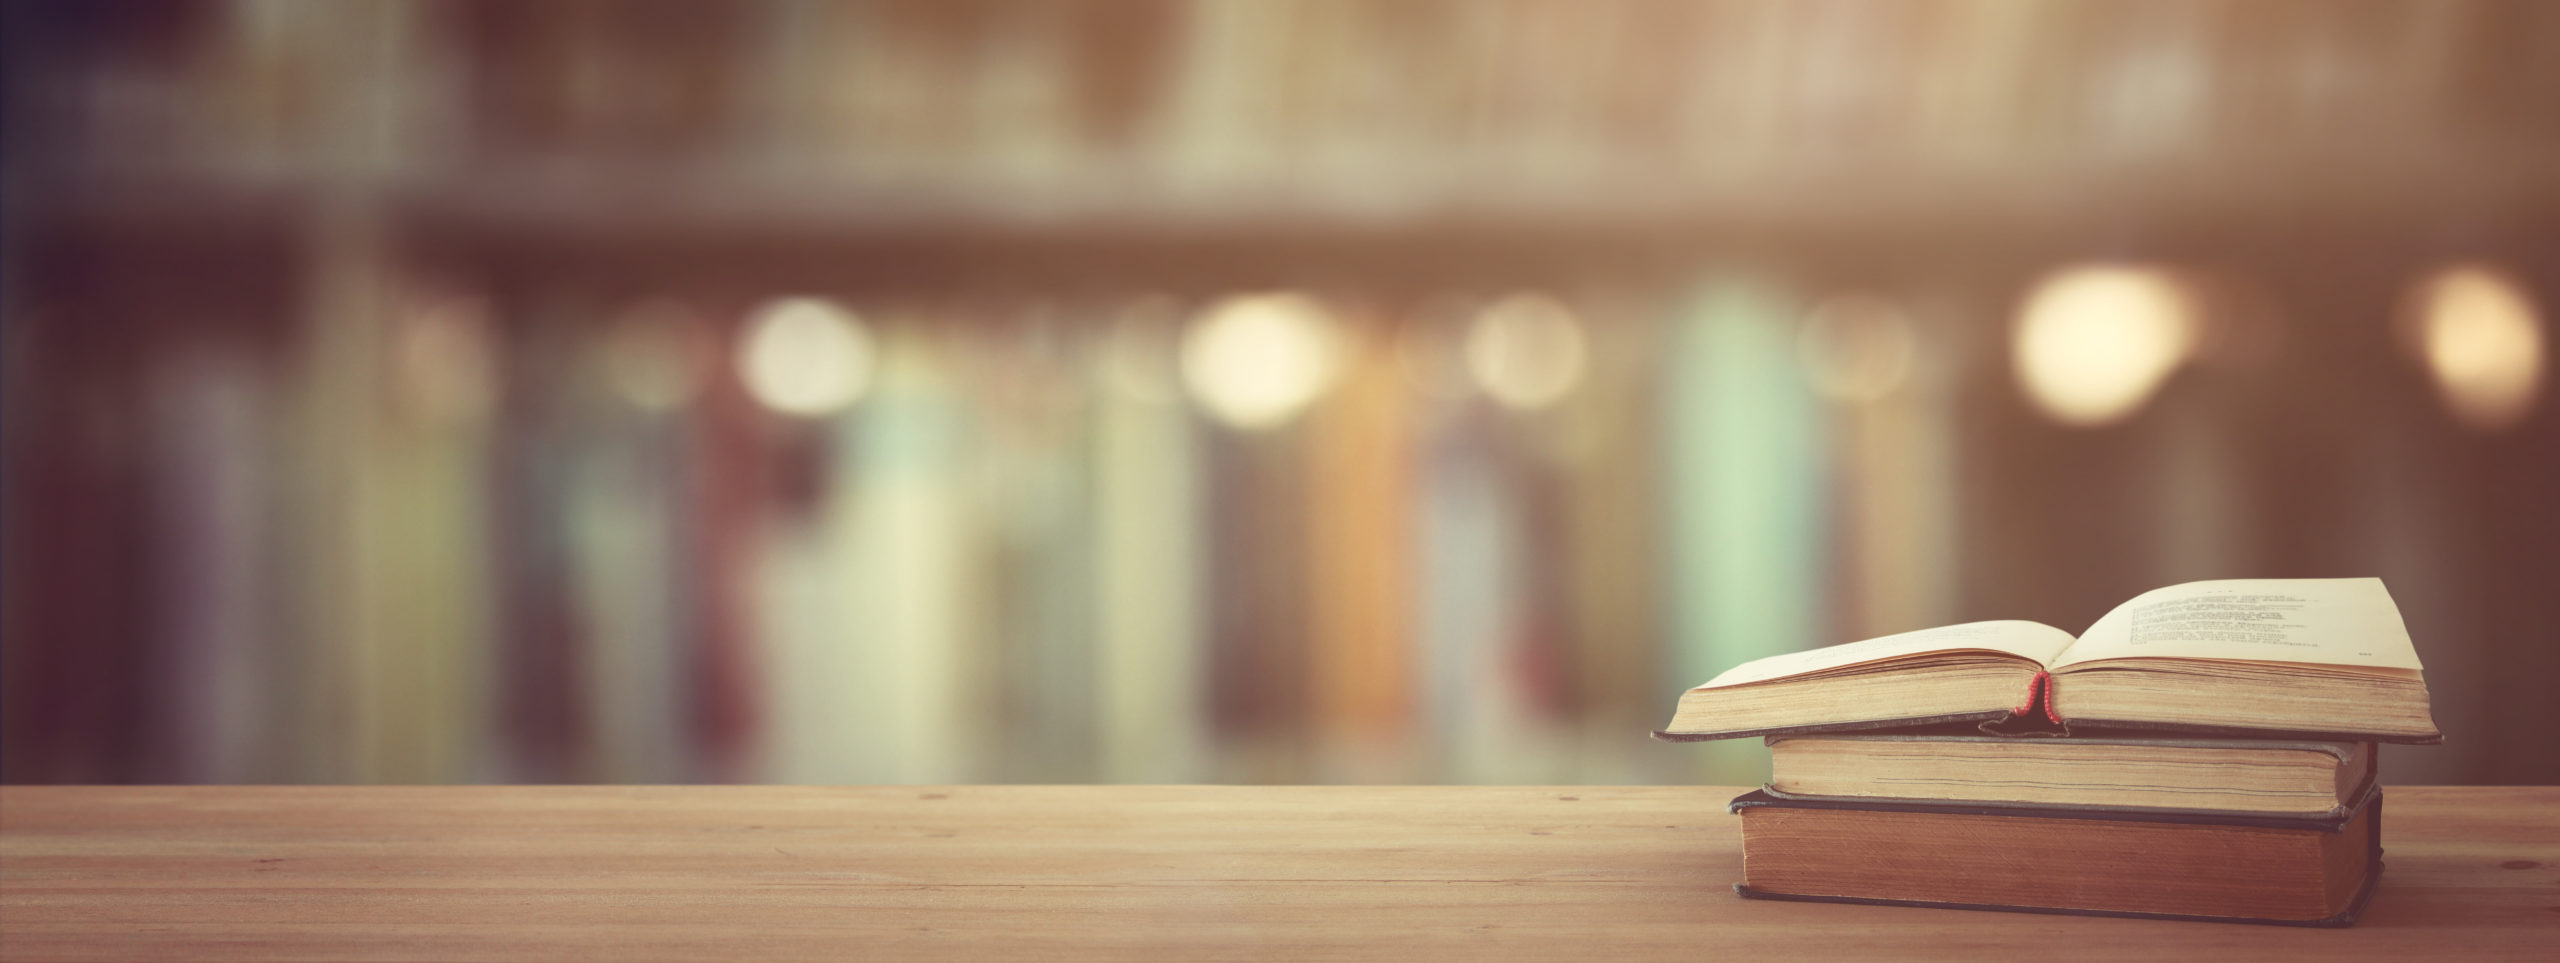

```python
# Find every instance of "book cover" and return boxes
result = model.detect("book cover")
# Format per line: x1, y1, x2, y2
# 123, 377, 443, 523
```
1728, 786, 2385, 926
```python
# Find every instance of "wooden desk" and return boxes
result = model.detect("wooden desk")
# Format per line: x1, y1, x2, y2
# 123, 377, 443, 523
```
2, 786, 2552, 960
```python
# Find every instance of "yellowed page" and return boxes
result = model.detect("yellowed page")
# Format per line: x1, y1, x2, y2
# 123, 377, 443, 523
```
1694, 620, 2073, 690
2054, 577, 2422, 670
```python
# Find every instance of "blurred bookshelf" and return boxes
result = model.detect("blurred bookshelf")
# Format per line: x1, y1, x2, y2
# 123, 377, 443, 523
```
3, 1, 2557, 787
12, 1, 2558, 244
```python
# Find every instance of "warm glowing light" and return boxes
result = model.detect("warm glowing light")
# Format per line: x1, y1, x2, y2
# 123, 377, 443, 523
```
1179, 292, 1342, 429
2012, 266, 2197, 426
606, 299, 711, 411
1465, 293, 1589, 409
1797, 295, 1917, 403
739, 297, 876, 416
2409, 266, 2545, 431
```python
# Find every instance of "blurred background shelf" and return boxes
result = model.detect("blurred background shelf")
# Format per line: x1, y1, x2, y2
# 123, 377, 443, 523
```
4, 0, 2557, 789
23, 152, 2560, 236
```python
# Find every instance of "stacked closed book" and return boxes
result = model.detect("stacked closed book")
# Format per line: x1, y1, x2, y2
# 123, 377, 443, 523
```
1658, 578, 2440, 926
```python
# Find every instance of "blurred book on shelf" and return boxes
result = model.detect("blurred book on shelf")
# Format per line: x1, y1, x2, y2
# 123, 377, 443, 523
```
2, 0, 2555, 787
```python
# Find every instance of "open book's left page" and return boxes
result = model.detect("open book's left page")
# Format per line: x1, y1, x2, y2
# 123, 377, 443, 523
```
1696, 621, 2076, 689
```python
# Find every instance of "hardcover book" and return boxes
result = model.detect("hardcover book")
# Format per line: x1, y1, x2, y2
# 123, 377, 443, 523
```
1766, 730, 2374, 818
1729, 787, 2384, 926
1657, 578, 2437, 743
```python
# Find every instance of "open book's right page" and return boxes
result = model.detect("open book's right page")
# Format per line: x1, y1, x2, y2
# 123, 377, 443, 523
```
2051, 577, 2423, 670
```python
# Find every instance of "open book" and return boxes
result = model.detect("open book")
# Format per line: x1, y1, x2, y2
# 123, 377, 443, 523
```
1658, 578, 2439, 743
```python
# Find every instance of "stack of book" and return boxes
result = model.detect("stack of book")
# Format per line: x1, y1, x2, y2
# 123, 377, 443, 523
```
1658, 577, 2439, 926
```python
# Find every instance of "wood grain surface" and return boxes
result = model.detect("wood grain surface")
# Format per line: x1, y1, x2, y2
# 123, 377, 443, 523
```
2, 786, 2554, 960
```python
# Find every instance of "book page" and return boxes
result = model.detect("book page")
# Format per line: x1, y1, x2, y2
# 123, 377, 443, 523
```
2053, 577, 2422, 670
1695, 620, 2074, 689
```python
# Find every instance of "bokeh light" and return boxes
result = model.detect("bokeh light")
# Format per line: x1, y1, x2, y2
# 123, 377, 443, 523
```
738, 297, 876, 417
1179, 293, 1343, 429
1797, 295, 1918, 404
1464, 293, 1589, 410
2012, 266, 2197, 426
2407, 266, 2545, 431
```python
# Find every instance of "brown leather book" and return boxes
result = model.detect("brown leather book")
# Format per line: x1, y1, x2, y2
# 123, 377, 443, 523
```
1729, 786, 2383, 926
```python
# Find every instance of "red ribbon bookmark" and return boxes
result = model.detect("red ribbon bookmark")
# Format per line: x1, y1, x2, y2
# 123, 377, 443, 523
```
2013, 671, 2062, 724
